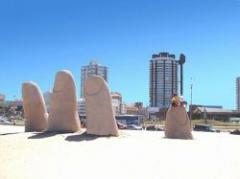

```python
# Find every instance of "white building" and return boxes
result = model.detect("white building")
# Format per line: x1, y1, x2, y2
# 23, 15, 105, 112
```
111, 92, 122, 115
77, 98, 86, 117
81, 60, 108, 98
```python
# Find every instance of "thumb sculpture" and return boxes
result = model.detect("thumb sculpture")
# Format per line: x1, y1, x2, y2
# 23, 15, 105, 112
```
84, 76, 119, 136
22, 82, 48, 132
48, 70, 81, 132
165, 106, 193, 139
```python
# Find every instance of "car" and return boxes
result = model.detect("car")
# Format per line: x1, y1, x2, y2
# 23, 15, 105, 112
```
146, 125, 164, 131
116, 121, 127, 129
127, 124, 143, 130
230, 129, 240, 135
0, 116, 10, 124
194, 124, 219, 132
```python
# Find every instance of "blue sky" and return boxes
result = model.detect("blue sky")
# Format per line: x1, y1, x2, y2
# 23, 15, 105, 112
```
0, 0, 240, 109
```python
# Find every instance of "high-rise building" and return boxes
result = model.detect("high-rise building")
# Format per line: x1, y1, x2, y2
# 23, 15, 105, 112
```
80, 60, 108, 97
149, 52, 185, 108
236, 77, 240, 111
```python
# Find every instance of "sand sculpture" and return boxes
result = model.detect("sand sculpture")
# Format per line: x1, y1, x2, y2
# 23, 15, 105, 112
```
22, 82, 48, 132
84, 76, 119, 136
48, 70, 81, 132
165, 106, 193, 139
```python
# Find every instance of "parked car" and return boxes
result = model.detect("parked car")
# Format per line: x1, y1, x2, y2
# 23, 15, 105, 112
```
0, 116, 10, 124
116, 121, 127, 129
194, 124, 220, 132
230, 129, 240, 135
146, 125, 164, 131
127, 124, 143, 130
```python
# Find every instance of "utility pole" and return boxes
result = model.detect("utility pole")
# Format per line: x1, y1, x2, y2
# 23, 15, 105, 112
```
204, 107, 207, 124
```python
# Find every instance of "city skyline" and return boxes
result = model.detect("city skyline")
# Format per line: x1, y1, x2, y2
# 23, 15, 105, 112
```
0, 0, 240, 109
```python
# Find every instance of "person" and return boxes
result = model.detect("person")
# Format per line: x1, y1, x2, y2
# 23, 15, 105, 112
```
171, 94, 181, 107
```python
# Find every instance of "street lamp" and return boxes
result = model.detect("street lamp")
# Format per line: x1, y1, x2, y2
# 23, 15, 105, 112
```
189, 79, 193, 124
178, 54, 186, 96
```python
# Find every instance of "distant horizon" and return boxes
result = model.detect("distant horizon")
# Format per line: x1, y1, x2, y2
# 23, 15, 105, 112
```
0, 0, 240, 109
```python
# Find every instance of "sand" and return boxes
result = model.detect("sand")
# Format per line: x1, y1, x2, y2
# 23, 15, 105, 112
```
0, 124, 240, 179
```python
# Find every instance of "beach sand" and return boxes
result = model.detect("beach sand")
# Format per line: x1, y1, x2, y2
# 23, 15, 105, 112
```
0, 124, 240, 179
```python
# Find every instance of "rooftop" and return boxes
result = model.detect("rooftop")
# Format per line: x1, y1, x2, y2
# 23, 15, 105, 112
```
152, 52, 176, 59
194, 107, 235, 113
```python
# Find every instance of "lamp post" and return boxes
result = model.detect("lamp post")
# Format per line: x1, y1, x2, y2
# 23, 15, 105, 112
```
189, 79, 193, 124
178, 54, 186, 96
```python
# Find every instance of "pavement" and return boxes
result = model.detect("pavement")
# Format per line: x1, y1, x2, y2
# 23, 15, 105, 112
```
0, 125, 240, 179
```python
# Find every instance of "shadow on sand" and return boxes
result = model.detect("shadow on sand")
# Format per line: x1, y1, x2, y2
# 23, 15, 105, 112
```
65, 131, 110, 142
28, 131, 63, 139
0, 132, 23, 136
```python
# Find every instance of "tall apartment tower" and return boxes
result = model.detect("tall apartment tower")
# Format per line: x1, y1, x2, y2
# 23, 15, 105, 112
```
81, 60, 108, 97
150, 52, 185, 108
236, 77, 240, 111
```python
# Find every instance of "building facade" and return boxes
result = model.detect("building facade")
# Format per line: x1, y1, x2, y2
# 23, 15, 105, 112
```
150, 52, 180, 108
78, 98, 86, 117
111, 92, 122, 115
236, 77, 240, 111
43, 91, 52, 112
191, 104, 240, 121
122, 104, 139, 115
0, 93, 5, 105
81, 60, 108, 98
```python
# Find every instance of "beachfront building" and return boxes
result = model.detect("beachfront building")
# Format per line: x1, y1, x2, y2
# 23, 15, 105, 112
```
236, 77, 240, 111
80, 60, 108, 98
111, 92, 122, 115
150, 52, 180, 108
78, 98, 86, 117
